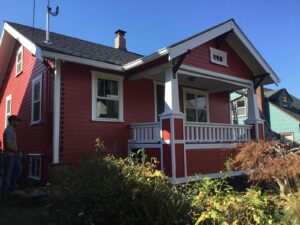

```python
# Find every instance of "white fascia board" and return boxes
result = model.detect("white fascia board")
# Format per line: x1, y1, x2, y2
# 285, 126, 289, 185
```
42, 51, 123, 72
168, 21, 233, 60
179, 64, 253, 88
123, 48, 169, 70
231, 23, 280, 85
3, 22, 43, 61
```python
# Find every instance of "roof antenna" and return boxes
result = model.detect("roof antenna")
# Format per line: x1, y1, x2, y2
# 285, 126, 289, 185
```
44, 0, 59, 44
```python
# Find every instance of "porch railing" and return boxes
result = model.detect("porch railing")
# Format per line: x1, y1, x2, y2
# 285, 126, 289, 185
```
129, 122, 160, 143
185, 122, 252, 143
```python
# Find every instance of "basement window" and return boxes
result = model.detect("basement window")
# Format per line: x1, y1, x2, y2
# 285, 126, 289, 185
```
210, 47, 228, 66
16, 46, 23, 76
28, 154, 42, 180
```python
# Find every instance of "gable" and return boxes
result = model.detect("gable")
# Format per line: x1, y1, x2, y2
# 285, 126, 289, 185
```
183, 38, 253, 81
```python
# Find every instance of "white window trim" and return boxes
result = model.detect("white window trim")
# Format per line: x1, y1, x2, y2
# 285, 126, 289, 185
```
183, 87, 210, 122
209, 47, 228, 67
280, 132, 294, 142
31, 75, 43, 124
5, 94, 12, 128
235, 97, 247, 118
15, 46, 23, 76
28, 154, 42, 180
91, 71, 124, 122
153, 81, 165, 122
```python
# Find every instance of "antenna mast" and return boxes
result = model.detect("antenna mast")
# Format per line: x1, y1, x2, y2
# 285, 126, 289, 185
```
45, 0, 59, 44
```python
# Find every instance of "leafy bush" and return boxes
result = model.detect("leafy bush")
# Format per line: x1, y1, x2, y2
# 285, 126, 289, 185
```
283, 192, 300, 225
50, 152, 192, 225
190, 178, 284, 225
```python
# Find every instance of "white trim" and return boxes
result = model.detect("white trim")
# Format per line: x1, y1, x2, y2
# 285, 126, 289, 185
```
186, 143, 237, 149
31, 74, 43, 124
91, 71, 124, 122
209, 47, 228, 67
28, 155, 42, 180
171, 118, 176, 178
179, 64, 253, 88
182, 87, 210, 122
15, 45, 23, 76
3, 22, 43, 60
53, 60, 61, 164
168, 170, 248, 183
5, 94, 12, 128
233, 97, 247, 118
123, 48, 169, 70
280, 132, 294, 142
43, 51, 123, 72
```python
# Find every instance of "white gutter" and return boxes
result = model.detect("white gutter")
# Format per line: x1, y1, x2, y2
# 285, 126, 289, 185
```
42, 51, 123, 72
53, 59, 61, 164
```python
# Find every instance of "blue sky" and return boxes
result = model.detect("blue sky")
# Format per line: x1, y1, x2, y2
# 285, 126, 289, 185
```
1, 0, 299, 97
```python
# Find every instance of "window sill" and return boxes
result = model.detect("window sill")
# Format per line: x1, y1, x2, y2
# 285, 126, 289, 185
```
91, 118, 124, 123
30, 120, 44, 126
15, 70, 23, 77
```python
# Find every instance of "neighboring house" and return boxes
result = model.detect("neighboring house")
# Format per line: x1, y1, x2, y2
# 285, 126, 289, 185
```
264, 88, 300, 143
0, 19, 279, 182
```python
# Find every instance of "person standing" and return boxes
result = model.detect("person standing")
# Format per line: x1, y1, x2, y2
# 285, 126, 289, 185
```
1, 115, 22, 196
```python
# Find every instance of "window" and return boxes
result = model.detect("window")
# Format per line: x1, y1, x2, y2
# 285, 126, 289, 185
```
282, 95, 288, 108
28, 155, 41, 180
5, 95, 12, 127
155, 83, 164, 121
210, 47, 228, 66
92, 72, 123, 121
31, 75, 42, 123
184, 88, 208, 122
16, 46, 23, 76
233, 97, 247, 117
280, 132, 294, 142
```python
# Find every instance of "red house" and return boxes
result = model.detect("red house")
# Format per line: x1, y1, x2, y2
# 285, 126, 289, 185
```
0, 19, 279, 182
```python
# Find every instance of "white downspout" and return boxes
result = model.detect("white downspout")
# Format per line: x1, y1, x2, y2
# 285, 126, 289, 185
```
53, 59, 61, 163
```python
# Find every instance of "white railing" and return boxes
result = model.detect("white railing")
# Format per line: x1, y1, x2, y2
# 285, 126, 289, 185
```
185, 122, 252, 143
129, 122, 160, 143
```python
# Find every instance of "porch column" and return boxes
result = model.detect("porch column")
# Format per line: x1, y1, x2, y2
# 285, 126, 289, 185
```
244, 87, 264, 140
160, 68, 186, 179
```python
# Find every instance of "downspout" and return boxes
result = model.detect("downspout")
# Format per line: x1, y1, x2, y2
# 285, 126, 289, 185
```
53, 59, 61, 163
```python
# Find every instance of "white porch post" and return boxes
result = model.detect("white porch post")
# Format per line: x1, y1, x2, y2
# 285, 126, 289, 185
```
160, 67, 186, 179
244, 87, 264, 140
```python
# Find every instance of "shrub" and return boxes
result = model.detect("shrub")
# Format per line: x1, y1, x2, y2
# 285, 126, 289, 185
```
50, 152, 192, 225
189, 178, 284, 225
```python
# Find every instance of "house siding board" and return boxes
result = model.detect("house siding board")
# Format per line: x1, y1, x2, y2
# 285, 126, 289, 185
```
60, 62, 155, 163
186, 148, 233, 175
0, 43, 50, 180
269, 103, 300, 143
209, 91, 230, 123
175, 144, 184, 177
183, 39, 253, 80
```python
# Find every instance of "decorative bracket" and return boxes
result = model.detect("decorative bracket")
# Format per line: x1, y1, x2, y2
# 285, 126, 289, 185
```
253, 73, 270, 89
172, 49, 191, 78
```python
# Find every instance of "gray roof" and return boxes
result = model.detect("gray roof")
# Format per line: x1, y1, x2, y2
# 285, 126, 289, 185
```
7, 22, 143, 66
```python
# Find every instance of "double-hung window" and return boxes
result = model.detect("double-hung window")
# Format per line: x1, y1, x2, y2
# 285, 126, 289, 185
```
92, 72, 123, 121
5, 95, 12, 127
184, 88, 209, 122
16, 46, 23, 76
233, 97, 247, 117
31, 75, 42, 124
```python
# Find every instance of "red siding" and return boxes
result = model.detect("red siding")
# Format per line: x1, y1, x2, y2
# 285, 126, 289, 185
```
175, 144, 184, 177
209, 91, 230, 123
174, 118, 184, 139
0, 44, 50, 180
60, 62, 155, 163
184, 39, 253, 80
186, 149, 234, 176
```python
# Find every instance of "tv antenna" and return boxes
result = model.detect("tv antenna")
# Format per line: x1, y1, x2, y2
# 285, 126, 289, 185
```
44, 0, 59, 44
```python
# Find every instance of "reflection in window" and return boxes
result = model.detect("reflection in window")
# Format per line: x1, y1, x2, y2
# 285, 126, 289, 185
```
185, 92, 207, 122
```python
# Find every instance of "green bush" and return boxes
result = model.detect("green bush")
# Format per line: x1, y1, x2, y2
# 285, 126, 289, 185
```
50, 153, 192, 225
189, 178, 284, 225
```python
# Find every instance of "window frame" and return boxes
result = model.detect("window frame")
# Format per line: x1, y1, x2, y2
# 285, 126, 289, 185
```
5, 94, 12, 128
209, 47, 228, 67
233, 97, 247, 118
183, 87, 210, 122
280, 132, 294, 142
91, 71, 124, 122
15, 46, 23, 76
28, 154, 42, 180
31, 75, 43, 124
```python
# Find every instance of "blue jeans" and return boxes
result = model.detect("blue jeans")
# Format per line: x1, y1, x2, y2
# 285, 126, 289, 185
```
1, 153, 23, 194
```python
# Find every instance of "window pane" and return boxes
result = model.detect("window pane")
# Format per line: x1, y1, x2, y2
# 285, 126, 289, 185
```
34, 82, 41, 101
17, 52, 22, 62
186, 93, 196, 108
33, 102, 40, 121
96, 99, 119, 119
236, 99, 245, 107
6, 100, 11, 113
196, 95, 206, 110
97, 79, 105, 97
237, 108, 246, 116
98, 79, 118, 98
197, 109, 207, 122
31, 158, 36, 176
36, 158, 41, 177
186, 108, 196, 121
